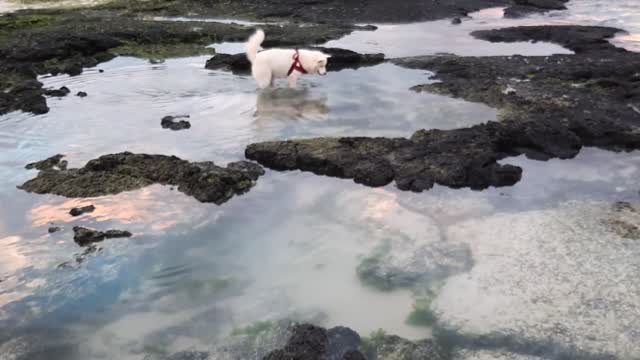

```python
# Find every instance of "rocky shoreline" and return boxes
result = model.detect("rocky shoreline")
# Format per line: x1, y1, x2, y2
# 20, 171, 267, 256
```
246, 25, 640, 191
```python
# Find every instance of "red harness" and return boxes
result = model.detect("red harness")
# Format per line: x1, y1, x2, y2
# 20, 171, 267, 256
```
287, 50, 308, 76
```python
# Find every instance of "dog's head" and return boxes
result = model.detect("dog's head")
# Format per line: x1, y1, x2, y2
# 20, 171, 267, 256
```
311, 52, 331, 75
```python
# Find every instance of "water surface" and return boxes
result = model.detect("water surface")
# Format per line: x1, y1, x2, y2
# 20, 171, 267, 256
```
1, 2, 640, 359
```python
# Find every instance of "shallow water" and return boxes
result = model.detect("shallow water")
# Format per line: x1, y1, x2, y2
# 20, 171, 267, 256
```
327, 4, 640, 56
2, 1, 640, 359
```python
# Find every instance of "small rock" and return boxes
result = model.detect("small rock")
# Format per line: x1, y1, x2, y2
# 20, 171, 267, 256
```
72, 226, 131, 246
76, 91, 88, 97
44, 86, 70, 97
149, 58, 165, 64
25, 154, 66, 171
161, 115, 191, 131
355, 24, 378, 31
69, 205, 96, 217
99, 69, 104, 73
451, 17, 462, 25
48, 226, 61, 234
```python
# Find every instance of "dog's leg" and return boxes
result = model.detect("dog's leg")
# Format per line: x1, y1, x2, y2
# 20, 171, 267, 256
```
287, 74, 298, 88
253, 64, 272, 89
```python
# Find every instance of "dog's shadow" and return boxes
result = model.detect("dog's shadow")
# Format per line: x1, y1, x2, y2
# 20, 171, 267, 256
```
254, 87, 329, 125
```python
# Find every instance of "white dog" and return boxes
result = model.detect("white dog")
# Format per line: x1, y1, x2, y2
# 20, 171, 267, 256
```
246, 29, 330, 88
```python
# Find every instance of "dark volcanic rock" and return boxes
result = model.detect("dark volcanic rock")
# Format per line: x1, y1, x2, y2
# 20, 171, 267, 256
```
504, 0, 568, 18
25, 154, 67, 171
0, 79, 49, 115
247, 25, 640, 192
69, 205, 95, 217
48, 226, 61, 233
205, 47, 384, 75
44, 86, 70, 97
205, 53, 251, 74
471, 25, 624, 53
197, 0, 516, 23
72, 226, 131, 246
315, 47, 385, 72
161, 115, 191, 130
19, 152, 265, 204
354, 24, 378, 31
263, 324, 363, 360
246, 131, 524, 191
76, 91, 87, 97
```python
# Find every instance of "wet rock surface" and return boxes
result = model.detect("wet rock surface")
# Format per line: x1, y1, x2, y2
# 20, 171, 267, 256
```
18, 152, 265, 204
69, 205, 95, 217
504, 0, 568, 18
25, 154, 67, 171
43, 86, 70, 97
161, 115, 191, 131
205, 47, 384, 75
126, 0, 566, 23
246, 130, 523, 191
76, 91, 87, 97
263, 324, 364, 360
247, 26, 640, 191
72, 226, 132, 246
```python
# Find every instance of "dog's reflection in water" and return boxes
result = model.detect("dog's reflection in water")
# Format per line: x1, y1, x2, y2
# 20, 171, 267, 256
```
254, 87, 329, 125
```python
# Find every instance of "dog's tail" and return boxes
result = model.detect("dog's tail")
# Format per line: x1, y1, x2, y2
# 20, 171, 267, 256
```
246, 29, 265, 63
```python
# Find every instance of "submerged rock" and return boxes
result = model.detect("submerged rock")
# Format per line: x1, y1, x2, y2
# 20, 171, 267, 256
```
165, 352, 210, 360
205, 47, 384, 74
69, 205, 95, 217
451, 17, 462, 25
72, 226, 131, 246
48, 226, 61, 233
432, 202, 640, 358
19, 152, 265, 204
76, 91, 87, 97
357, 238, 472, 291
360, 329, 446, 360
453, 349, 547, 360
161, 115, 191, 130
